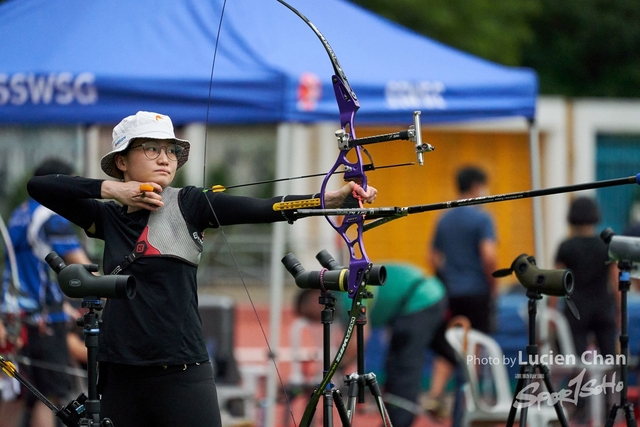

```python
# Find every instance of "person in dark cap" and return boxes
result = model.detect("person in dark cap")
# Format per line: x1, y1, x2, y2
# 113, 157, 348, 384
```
554, 196, 619, 421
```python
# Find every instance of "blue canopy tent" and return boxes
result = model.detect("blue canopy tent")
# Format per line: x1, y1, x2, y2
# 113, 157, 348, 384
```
0, 0, 537, 125
0, 1, 541, 425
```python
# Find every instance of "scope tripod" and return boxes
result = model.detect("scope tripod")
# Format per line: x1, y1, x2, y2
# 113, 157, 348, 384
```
297, 289, 392, 427
0, 298, 113, 426
604, 261, 637, 427
506, 290, 569, 427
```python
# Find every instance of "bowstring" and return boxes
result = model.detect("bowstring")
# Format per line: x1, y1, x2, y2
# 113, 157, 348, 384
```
202, 1, 296, 424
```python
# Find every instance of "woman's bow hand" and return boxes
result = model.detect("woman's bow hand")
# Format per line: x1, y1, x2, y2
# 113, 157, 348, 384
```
324, 181, 377, 208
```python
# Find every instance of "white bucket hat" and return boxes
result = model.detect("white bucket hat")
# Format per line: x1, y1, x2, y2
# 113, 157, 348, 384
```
100, 111, 191, 179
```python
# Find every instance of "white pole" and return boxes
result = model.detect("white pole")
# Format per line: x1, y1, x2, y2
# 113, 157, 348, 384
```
183, 123, 207, 186
263, 122, 293, 427
85, 125, 101, 179
529, 119, 545, 264
529, 118, 552, 353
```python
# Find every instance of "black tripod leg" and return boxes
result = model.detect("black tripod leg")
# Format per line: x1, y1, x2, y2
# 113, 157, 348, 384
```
344, 373, 359, 421
538, 364, 569, 427
364, 373, 393, 427
519, 380, 530, 427
333, 389, 351, 427
605, 404, 620, 427
625, 403, 638, 427
606, 264, 637, 427
323, 389, 334, 427
507, 363, 528, 427
605, 403, 638, 427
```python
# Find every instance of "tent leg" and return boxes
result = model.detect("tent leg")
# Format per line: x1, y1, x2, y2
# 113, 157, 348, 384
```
529, 119, 545, 264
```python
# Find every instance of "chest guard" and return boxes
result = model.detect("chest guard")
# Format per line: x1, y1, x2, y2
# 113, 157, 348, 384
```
110, 187, 203, 275
140, 186, 202, 265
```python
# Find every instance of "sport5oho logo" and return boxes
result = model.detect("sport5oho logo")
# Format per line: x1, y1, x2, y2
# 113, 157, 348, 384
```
385, 80, 446, 110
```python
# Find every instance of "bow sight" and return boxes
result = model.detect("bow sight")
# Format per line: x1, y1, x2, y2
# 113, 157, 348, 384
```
334, 110, 433, 166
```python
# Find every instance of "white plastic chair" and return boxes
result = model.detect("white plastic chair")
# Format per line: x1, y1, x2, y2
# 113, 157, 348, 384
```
445, 326, 560, 427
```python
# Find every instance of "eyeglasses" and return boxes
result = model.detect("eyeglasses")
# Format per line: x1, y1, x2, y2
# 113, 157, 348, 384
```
129, 141, 184, 162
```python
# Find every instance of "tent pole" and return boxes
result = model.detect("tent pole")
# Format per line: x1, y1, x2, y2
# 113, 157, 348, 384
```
264, 123, 292, 427
85, 125, 101, 179
529, 118, 545, 264
183, 123, 207, 186
529, 118, 551, 351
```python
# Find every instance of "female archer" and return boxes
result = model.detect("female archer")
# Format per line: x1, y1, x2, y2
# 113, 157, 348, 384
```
27, 111, 377, 427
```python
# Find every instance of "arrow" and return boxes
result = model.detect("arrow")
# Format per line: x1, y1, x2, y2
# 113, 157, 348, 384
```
210, 161, 414, 192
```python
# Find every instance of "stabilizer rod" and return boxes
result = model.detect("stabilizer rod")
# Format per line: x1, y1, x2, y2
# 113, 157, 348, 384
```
366, 174, 640, 230
295, 174, 640, 231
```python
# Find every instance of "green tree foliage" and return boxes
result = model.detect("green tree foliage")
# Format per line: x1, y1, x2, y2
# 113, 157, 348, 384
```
349, 0, 640, 98
522, 0, 640, 97
349, 0, 541, 66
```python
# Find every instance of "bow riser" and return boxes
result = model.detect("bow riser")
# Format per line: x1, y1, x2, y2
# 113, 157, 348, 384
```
324, 70, 372, 297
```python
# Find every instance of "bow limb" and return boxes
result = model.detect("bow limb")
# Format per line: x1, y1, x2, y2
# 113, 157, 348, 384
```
276, 1, 375, 425
275, 0, 358, 108
275, 0, 372, 296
